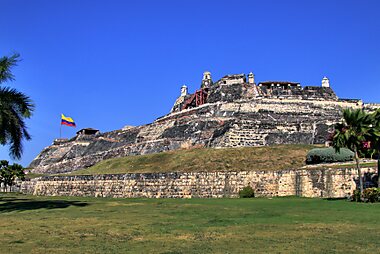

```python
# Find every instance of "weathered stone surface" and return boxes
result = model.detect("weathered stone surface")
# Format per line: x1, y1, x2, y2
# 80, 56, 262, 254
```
29, 72, 368, 174
20, 167, 376, 198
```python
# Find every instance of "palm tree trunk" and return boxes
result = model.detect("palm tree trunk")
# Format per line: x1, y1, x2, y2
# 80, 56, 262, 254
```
377, 151, 380, 188
354, 150, 364, 198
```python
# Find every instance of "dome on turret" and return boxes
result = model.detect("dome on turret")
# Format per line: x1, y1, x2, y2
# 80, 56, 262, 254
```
322, 76, 330, 88
201, 71, 213, 88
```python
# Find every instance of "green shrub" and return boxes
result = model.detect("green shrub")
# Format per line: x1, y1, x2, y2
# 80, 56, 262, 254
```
239, 186, 255, 198
306, 147, 354, 164
351, 189, 361, 202
362, 188, 380, 203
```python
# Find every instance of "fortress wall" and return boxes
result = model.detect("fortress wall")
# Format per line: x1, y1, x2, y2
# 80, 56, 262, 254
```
29, 98, 363, 174
20, 167, 375, 198
220, 99, 360, 114
217, 100, 348, 147
157, 98, 360, 123
364, 103, 380, 112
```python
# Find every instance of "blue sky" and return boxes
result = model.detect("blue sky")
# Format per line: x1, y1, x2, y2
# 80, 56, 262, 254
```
1, 0, 379, 166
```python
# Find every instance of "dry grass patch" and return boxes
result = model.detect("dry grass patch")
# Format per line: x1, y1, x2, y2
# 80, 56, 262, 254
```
69, 144, 318, 175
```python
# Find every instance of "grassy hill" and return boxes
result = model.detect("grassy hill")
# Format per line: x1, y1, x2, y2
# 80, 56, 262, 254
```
68, 144, 318, 175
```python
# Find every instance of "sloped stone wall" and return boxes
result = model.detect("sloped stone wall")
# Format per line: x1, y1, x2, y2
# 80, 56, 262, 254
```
20, 167, 376, 198
30, 98, 361, 174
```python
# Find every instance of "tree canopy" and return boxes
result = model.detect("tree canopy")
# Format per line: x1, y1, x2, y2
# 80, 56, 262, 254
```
0, 160, 25, 192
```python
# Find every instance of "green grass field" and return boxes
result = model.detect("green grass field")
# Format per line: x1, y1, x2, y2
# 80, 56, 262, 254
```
1, 194, 379, 253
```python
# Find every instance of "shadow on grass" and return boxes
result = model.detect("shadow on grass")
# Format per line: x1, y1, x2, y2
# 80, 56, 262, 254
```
0, 197, 30, 202
0, 197, 88, 213
324, 197, 348, 201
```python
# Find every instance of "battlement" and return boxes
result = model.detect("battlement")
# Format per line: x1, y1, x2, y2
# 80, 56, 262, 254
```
215, 74, 247, 86
364, 103, 380, 112
53, 138, 69, 145
171, 72, 338, 113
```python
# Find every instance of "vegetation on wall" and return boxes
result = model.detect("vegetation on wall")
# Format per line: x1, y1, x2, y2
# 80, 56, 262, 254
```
306, 147, 354, 164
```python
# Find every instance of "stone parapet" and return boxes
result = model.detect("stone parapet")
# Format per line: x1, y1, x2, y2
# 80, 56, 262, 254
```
20, 167, 376, 199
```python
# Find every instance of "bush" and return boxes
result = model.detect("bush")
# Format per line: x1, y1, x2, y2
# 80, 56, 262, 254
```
306, 147, 354, 164
239, 186, 255, 198
350, 188, 380, 202
351, 189, 361, 202
362, 188, 380, 203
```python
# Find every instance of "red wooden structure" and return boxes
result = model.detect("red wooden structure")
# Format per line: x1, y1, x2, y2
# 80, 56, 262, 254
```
182, 88, 208, 110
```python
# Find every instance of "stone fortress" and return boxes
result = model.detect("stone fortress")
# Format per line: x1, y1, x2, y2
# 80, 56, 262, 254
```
30, 71, 372, 174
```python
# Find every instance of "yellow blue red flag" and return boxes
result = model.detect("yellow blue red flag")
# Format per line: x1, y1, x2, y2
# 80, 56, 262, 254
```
61, 114, 76, 127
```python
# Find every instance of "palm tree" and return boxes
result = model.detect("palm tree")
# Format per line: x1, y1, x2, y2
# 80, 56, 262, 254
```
332, 108, 373, 197
369, 109, 380, 187
0, 54, 34, 159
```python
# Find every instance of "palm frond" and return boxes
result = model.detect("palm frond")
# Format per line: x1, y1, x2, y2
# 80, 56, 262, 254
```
0, 53, 20, 84
0, 87, 35, 117
0, 86, 34, 159
332, 108, 373, 156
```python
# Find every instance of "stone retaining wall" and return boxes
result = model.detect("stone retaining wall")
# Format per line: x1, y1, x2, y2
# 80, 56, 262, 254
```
20, 167, 376, 198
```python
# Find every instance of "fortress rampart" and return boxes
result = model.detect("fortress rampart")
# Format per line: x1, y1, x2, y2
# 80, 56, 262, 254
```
20, 167, 376, 198
29, 72, 370, 174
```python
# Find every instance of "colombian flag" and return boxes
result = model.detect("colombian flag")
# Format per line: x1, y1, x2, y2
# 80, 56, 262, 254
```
61, 114, 76, 127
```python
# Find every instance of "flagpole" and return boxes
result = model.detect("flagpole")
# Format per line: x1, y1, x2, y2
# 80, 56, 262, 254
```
60, 114, 62, 139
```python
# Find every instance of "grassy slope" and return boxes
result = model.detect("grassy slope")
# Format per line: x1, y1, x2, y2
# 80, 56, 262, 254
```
69, 144, 317, 175
0, 194, 379, 253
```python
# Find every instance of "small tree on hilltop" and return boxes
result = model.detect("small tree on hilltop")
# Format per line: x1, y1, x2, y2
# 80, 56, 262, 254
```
0, 160, 25, 192
332, 108, 373, 197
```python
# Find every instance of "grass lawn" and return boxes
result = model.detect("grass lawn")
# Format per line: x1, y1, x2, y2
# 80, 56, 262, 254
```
0, 194, 379, 253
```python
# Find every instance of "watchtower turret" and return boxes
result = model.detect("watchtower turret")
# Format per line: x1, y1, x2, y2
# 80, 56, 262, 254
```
181, 85, 188, 96
201, 71, 213, 88
322, 76, 330, 88
248, 72, 255, 84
